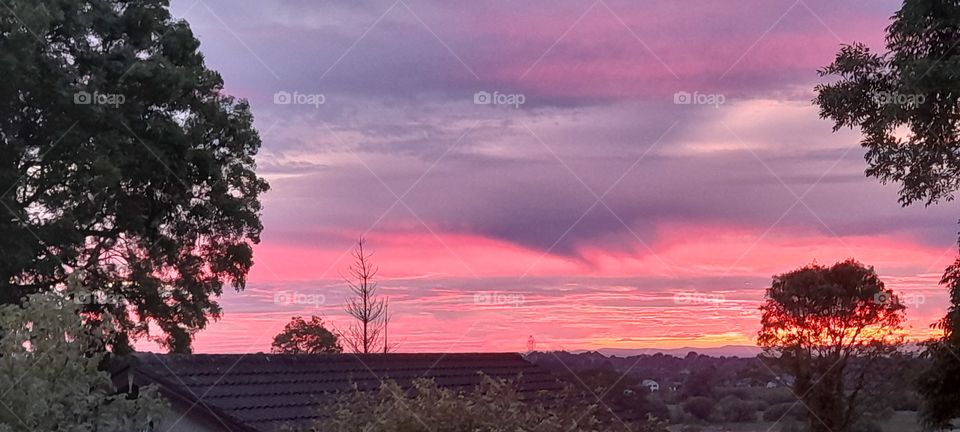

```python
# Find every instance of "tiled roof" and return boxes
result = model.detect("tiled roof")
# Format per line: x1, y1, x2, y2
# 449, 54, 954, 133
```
123, 352, 562, 432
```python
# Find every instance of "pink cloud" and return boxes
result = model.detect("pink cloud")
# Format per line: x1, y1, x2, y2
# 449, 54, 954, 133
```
153, 222, 953, 353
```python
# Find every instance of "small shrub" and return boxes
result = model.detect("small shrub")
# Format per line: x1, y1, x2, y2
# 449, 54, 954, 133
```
890, 391, 920, 411
761, 387, 798, 405
750, 399, 769, 412
851, 420, 883, 432
644, 396, 671, 422
779, 421, 806, 432
713, 386, 751, 400
762, 402, 806, 422
717, 396, 757, 422
682, 396, 716, 421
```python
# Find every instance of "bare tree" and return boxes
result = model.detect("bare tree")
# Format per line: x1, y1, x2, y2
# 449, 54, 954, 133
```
343, 238, 390, 353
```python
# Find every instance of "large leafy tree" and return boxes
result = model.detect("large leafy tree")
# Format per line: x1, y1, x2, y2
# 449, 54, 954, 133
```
271, 316, 342, 354
813, 1, 960, 428
0, 0, 268, 352
758, 260, 905, 432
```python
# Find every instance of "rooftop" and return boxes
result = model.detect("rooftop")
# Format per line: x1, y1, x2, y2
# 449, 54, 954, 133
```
117, 352, 562, 431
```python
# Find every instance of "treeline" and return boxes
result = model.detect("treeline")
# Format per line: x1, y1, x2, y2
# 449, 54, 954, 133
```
528, 350, 923, 428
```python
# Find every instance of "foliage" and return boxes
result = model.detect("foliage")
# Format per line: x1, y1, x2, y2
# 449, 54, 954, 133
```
916, 337, 960, 430
761, 403, 806, 423
814, 2, 960, 428
0, 0, 269, 353
717, 396, 757, 423
313, 375, 669, 432
682, 396, 716, 422
814, 3, 960, 207
850, 420, 884, 432
682, 366, 719, 398
271, 316, 342, 354
918, 256, 960, 429
0, 291, 167, 431
758, 260, 905, 432
545, 366, 670, 424
342, 238, 391, 353
761, 387, 802, 406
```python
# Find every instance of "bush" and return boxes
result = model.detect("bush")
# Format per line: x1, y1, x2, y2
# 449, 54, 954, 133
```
713, 386, 752, 401
762, 402, 806, 422
851, 420, 883, 432
761, 387, 798, 405
890, 391, 920, 411
750, 399, 769, 413
0, 291, 167, 431
779, 422, 806, 432
682, 396, 716, 421
643, 396, 671, 422
316, 376, 670, 432
717, 396, 757, 422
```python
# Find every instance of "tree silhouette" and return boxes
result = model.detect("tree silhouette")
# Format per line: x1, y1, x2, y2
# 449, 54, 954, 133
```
342, 238, 390, 353
271, 316, 342, 354
814, 2, 960, 427
758, 260, 905, 432
0, 0, 268, 353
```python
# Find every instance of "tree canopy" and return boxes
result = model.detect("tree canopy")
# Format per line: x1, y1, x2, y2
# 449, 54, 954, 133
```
814, 2, 960, 427
814, 1, 960, 207
0, 0, 268, 352
758, 260, 905, 432
271, 316, 342, 354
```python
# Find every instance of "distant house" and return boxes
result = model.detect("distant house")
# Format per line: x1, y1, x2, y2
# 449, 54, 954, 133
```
766, 374, 796, 389
641, 379, 660, 392
112, 352, 562, 432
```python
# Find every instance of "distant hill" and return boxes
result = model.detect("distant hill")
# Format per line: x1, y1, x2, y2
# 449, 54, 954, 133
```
581, 345, 762, 358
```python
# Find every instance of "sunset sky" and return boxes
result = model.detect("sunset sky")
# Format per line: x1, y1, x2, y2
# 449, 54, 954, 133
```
157, 0, 960, 354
